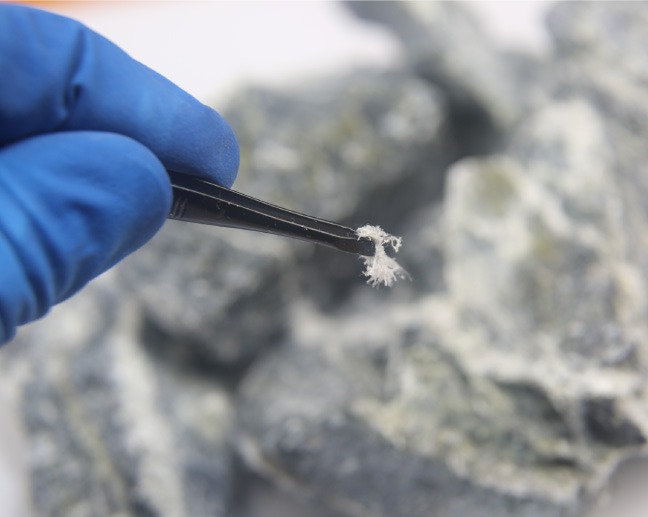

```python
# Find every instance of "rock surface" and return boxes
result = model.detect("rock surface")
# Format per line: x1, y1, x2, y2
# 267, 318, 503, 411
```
236, 3, 648, 516
3, 276, 236, 517
345, 0, 541, 133
237, 98, 648, 517
4, 2, 648, 517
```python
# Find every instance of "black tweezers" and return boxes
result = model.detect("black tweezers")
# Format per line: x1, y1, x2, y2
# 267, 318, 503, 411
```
167, 171, 377, 256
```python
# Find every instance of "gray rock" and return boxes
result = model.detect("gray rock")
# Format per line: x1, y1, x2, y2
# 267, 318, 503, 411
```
117, 71, 449, 364
547, 1, 648, 83
236, 97, 648, 517
2, 277, 236, 517
233, 472, 350, 517
227, 71, 448, 217
345, 1, 540, 133
445, 100, 647, 368
117, 223, 292, 365
238, 303, 575, 517
545, 1, 648, 294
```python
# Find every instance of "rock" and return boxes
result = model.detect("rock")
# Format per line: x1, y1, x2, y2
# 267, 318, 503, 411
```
545, 1, 648, 291
236, 97, 648, 516
345, 1, 540, 134
117, 70, 450, 363
547, 1, 648, 82
238, 302, 576, 517
233, 471, 350, 517
445, 100, 648, 368
2, 277, 236, 517
117, 223, 292, 365
227, 71, 448, 218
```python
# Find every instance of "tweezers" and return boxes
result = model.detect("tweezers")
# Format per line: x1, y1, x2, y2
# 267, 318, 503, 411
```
167, 171, 377, 256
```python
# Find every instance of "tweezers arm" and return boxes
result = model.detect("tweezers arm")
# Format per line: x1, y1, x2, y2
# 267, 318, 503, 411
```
167, 171, 376, 256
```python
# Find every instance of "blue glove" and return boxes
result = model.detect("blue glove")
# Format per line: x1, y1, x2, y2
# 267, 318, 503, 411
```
0, 5, 239, 344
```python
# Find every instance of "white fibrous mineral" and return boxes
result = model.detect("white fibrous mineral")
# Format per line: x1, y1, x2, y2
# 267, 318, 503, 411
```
356, 225, 407, 287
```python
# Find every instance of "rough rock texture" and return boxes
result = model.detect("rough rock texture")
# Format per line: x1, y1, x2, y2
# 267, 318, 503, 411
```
545, 1, 648, 290
4, 2, 648, 517
447, 101, 647, 369
235, 3, 648, 517
3, 276, 236, 517
345, 1, 541, 133
237, 99, 648, 517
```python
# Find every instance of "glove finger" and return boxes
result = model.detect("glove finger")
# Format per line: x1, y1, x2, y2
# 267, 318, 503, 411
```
0, 5, 239, 187
0, 131, 171, 343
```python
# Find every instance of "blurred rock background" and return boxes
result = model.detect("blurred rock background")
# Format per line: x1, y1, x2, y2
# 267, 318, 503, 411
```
4, 1, 648, 516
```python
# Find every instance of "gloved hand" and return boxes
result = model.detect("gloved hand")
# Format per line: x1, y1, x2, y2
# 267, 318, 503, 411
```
0, 5, 239, 344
